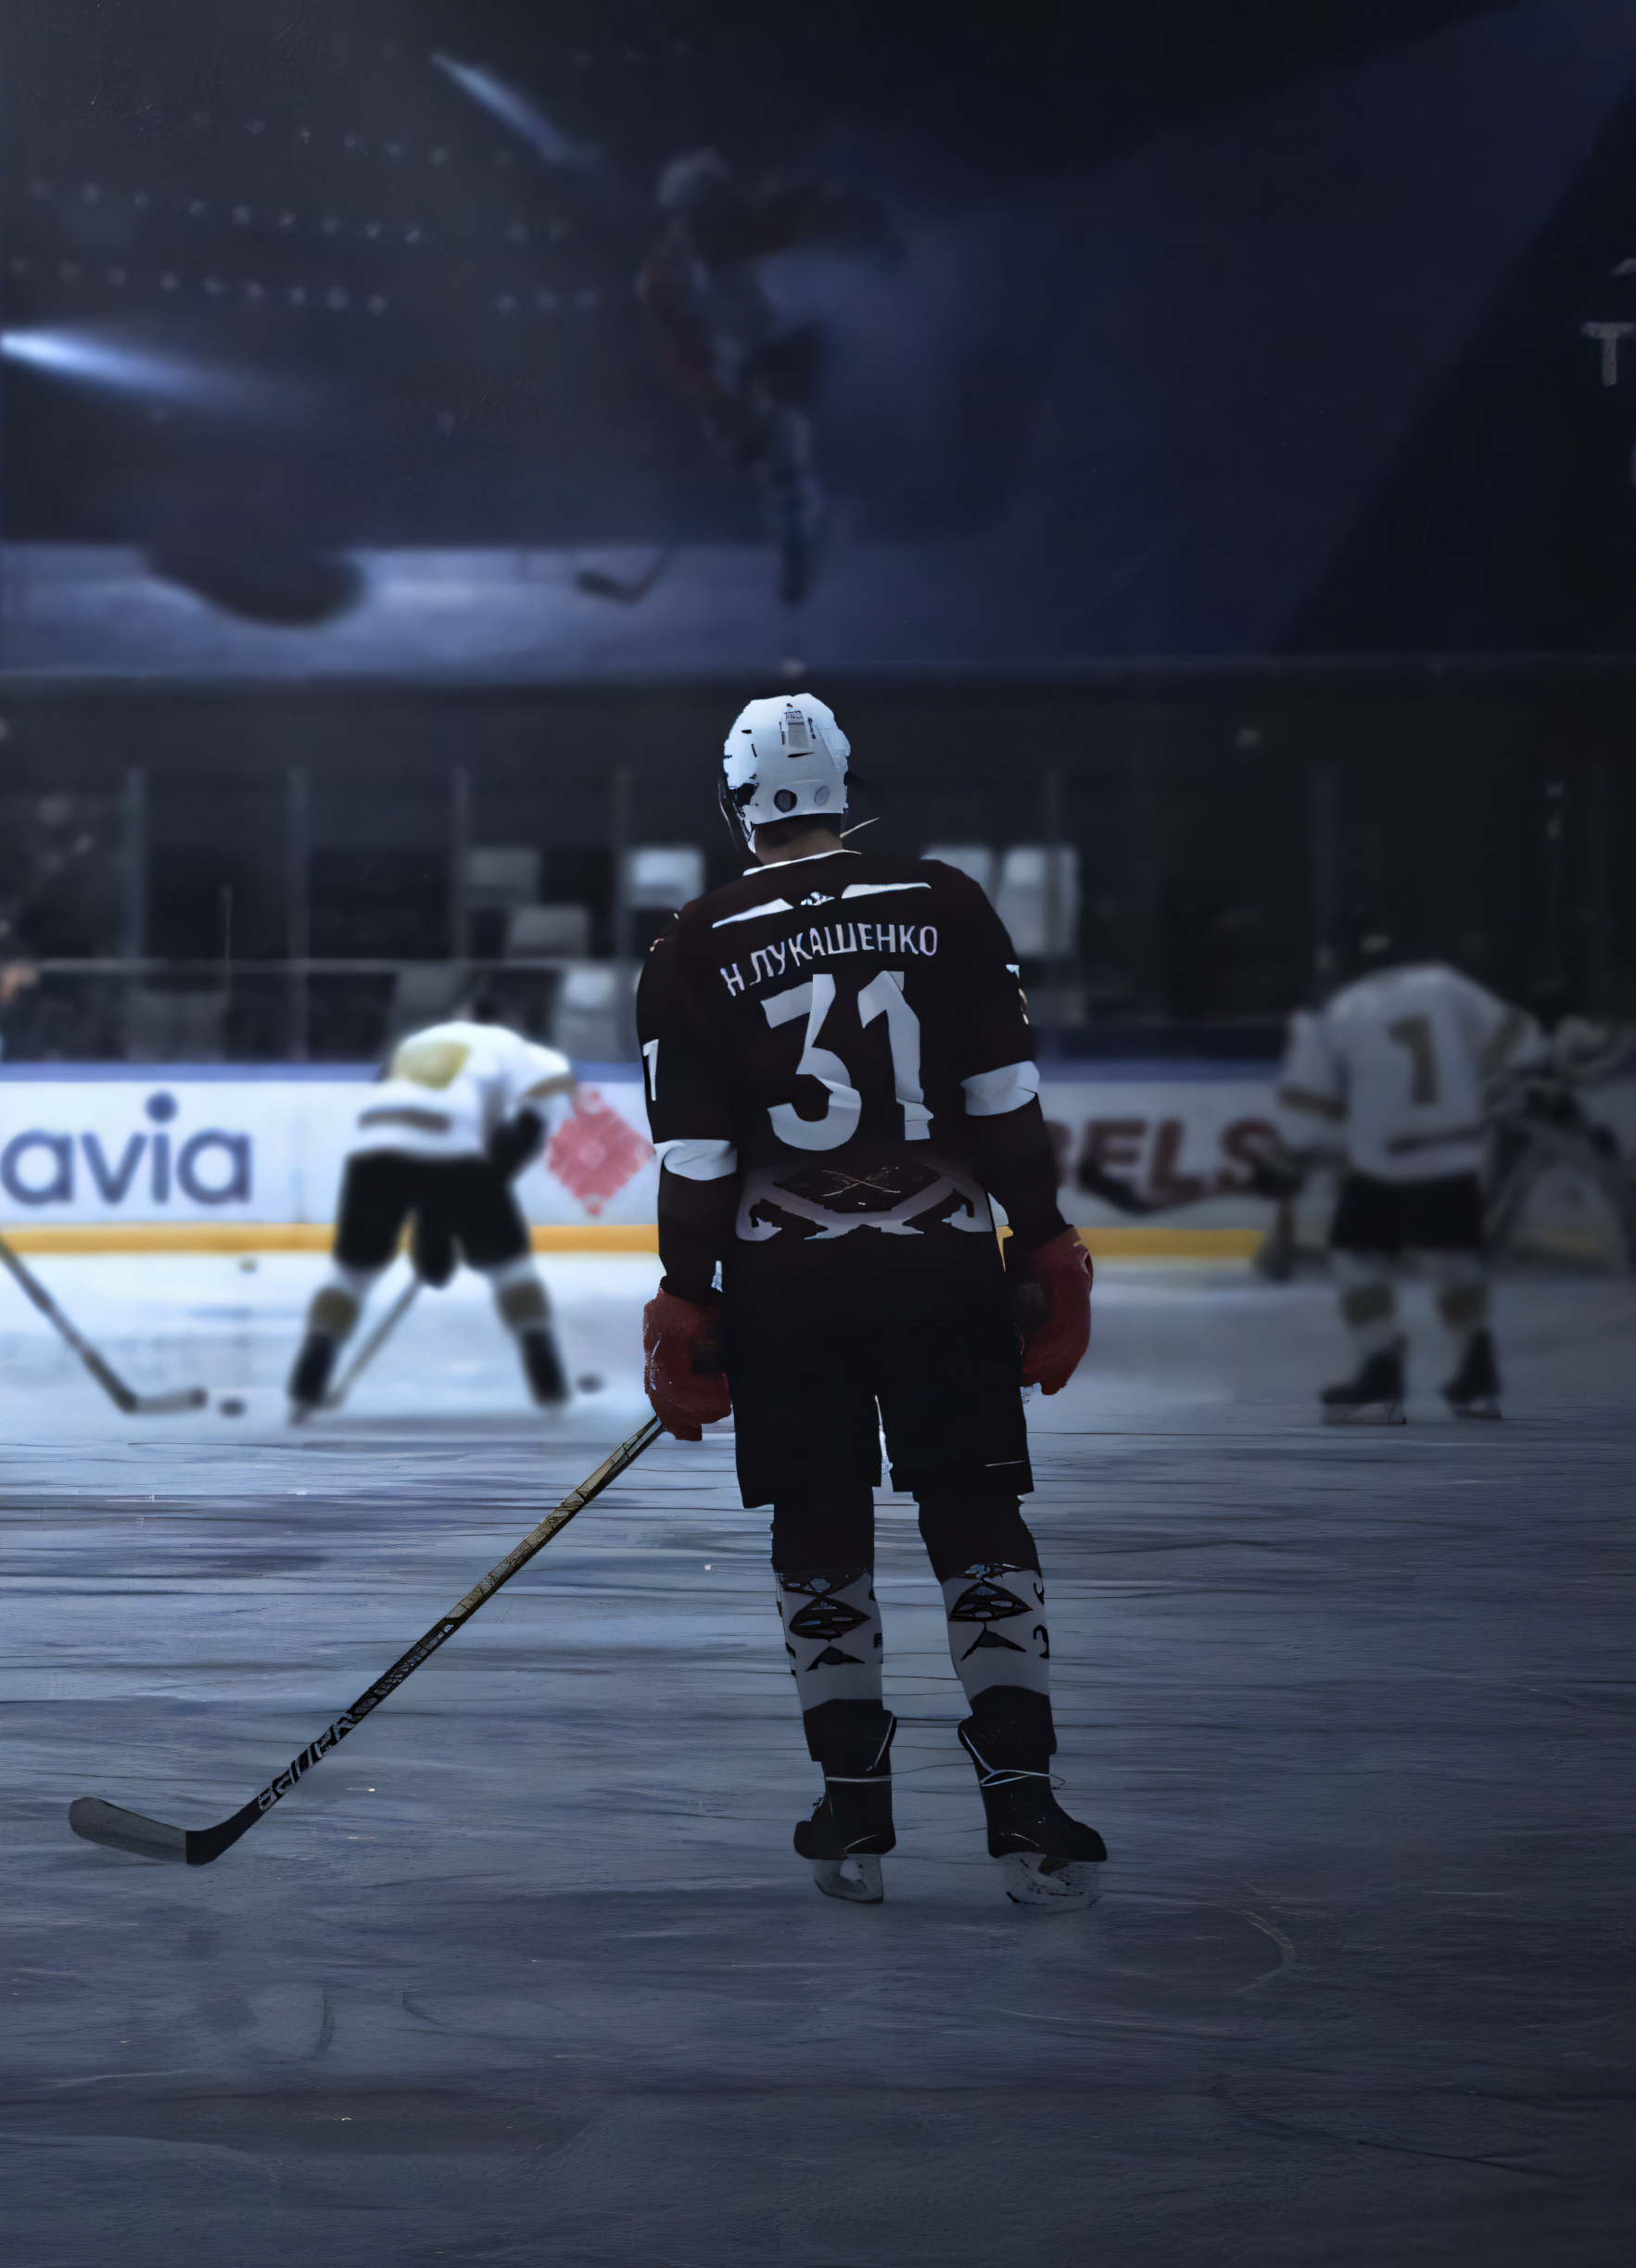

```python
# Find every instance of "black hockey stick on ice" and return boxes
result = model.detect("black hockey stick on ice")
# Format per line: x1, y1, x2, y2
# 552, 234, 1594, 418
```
1075, 1159, 1159, 1217
0, 1233, 207, 1416
321, 1273, 421, 1411
572, 548, 671, 604
69, 1411, 665, 1866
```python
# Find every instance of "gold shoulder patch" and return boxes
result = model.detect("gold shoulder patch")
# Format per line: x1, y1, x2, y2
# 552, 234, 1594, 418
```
389, 1038, 472, 1090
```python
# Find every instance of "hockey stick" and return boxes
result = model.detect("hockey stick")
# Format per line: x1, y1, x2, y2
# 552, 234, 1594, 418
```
69, 1411, 666, 1866
1075, 1159, 1159, 1217
573, 548, 672, 604
321, 1273, 421, 1411
0, 1233, 207, 1416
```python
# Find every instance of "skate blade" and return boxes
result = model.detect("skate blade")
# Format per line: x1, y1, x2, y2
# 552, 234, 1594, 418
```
810, 1855, 883, 1904
1321, 1401, 1404, 1425
1000, 1853, 1102, 1909
1448, 1398, 1502, 1421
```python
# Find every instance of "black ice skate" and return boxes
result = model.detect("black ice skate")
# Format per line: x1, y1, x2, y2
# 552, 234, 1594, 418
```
287, 1332, 337, 1415
519, 1326, 570, 1408
1320, 1341, 1406, 1425
793, 1707, 895, 1904
958, 1693, 1106, 1911
1441, 1328, 1502, 1420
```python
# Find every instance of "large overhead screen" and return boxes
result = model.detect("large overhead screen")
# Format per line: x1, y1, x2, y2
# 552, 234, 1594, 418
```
5, 0, 1636, 678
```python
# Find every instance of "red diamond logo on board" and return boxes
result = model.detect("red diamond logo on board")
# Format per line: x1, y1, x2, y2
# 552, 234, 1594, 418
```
545, 1091, 653, 1217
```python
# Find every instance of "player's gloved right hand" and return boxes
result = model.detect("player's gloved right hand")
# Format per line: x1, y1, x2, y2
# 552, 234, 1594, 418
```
641, 1288, 730, 1440
1009, 1228, 1093, 1395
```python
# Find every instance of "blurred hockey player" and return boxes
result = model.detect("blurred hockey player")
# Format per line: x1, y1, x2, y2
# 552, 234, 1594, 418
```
636, 693, 1102, 1909
287, 999, 576, 1415
1485, 1017, 1636, 1270
1275, 940, 1542, 1422
639, 150, 896, 605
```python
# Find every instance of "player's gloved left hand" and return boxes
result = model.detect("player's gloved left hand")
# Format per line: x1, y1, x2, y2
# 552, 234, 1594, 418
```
488, 1108, 545, 1180
1009, 1228, 1093, 1395
641, 1289, 730, 1440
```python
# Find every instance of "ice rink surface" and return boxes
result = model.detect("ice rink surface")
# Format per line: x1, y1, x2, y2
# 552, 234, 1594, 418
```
3, 1251, 1632, 2266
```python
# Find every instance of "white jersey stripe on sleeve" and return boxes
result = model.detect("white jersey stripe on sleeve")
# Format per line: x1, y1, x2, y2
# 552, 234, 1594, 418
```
713, 897, 793, 928
960, 1060, 1040, 1117
654, 1136, 740, 1182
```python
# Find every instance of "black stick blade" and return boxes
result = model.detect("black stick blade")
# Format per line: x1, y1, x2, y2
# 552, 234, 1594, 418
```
69, 1797, 187, 1862
133, 1387, 209, 1415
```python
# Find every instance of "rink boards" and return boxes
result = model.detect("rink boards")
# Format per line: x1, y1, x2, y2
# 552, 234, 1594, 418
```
0, 1061, 1630, 1254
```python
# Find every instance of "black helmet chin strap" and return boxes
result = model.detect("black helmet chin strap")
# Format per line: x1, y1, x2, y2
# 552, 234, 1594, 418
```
717, 775, 755, 855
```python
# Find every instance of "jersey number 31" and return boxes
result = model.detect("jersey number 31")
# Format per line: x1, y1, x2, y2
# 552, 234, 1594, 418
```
762, 973, 932, 1150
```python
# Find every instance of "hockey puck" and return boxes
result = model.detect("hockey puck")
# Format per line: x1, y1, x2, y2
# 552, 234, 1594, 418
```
576, 1374, 603, 1393
219, 1398, 246, 1417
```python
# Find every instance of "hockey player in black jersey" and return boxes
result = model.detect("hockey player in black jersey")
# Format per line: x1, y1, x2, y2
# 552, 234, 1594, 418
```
636, 693, 1102, 1907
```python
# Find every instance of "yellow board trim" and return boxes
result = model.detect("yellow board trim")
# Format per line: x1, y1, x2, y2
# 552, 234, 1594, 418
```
0, 1222, 1260, 1261
0, 1222, 663, 1256
1074, 1225, 1262, 1259
1001, 1224, 1262, 1259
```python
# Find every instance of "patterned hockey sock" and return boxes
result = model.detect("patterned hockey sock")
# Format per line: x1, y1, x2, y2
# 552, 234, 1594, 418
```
940, 1559, 1052, 1712
775, 1565, 885, 1717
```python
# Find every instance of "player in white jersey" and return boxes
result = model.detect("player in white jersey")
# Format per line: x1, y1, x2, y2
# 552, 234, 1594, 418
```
1275, 953, 1541, 1422
287, 999, 577, 1413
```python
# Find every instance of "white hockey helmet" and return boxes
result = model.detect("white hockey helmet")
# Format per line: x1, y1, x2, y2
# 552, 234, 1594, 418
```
720, 693, 850, 848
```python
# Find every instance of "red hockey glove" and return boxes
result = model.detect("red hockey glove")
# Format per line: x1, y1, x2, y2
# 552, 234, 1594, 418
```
641, 1289, 731, 1440
1010, 1228, 1093, 1395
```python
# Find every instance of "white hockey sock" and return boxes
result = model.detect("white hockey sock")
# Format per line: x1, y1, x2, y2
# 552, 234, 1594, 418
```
1332, 1251, 1398, 1359
1423, 1250, 1489, 1351
307, 1261, 382, 1342
775, 1565, 884, 1710
476, 1255, 552, 1335
940, 1561, 1051, 1709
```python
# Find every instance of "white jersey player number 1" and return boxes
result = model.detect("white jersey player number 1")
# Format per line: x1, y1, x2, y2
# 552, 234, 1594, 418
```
1386, 1014, 1439, 1104
762, 971, 929, 1149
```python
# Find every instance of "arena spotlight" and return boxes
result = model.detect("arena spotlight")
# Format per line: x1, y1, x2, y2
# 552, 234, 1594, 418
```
0, 329, 289, 415
430, 52, 597, 168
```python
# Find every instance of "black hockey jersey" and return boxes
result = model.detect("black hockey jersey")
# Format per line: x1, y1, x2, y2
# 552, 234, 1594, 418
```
636, 848, 1066, 1295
